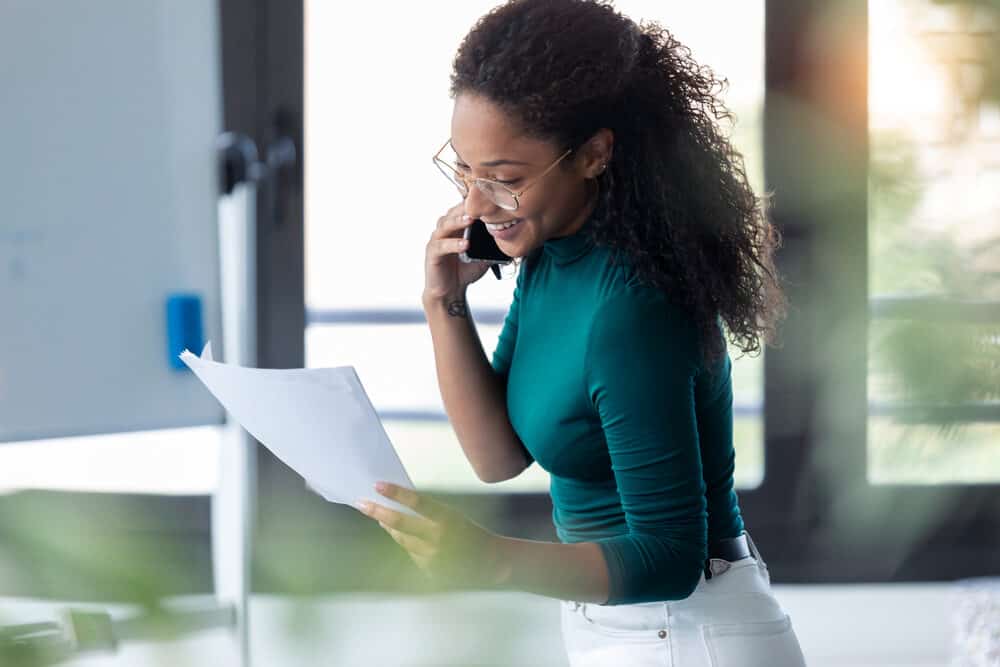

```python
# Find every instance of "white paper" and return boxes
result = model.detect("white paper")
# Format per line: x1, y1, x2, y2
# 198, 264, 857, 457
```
179, 342, 418, 517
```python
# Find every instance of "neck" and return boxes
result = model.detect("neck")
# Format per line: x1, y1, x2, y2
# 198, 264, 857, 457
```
549, 179, 599, 240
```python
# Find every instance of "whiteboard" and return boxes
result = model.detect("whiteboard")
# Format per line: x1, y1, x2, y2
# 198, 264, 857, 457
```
0, 0, 225, 442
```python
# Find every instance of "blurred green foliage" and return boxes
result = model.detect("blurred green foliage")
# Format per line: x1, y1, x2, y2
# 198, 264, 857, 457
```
870, 0, 1000, 433
932, 0, 1000, 103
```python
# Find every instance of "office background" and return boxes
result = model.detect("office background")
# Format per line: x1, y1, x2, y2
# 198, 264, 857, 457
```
1, 0, 998, 665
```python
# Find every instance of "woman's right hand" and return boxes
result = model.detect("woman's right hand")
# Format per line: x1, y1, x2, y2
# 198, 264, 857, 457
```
423, 202, 490, 305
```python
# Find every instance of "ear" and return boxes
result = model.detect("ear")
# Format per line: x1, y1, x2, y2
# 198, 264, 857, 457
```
576, 128, 614, 179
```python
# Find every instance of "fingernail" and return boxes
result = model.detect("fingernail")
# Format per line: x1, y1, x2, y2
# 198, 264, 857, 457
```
375, 481, 388, 493
462, 214, 471, 221
357, 501, 373, 513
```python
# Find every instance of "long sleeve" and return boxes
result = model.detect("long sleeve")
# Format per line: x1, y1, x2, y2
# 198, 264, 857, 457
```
584, 288, 708, 605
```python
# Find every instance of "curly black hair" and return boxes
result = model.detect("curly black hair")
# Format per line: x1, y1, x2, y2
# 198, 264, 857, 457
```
450, 0, 787, 365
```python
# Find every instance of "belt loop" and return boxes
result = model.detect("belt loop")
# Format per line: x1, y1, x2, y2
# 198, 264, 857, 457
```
744, 530, 762, 562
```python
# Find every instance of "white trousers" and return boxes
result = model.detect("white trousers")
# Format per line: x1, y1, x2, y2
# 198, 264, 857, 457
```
560, 535, 807, 666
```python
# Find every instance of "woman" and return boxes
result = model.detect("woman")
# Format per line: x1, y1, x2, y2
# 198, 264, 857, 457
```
356, 1, 806, 664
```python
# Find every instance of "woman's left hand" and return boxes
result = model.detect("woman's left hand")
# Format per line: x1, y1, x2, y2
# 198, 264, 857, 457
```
357, 482, 511, 588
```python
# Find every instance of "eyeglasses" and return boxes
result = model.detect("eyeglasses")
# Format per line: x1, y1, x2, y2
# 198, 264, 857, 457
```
432, 138, 572, 212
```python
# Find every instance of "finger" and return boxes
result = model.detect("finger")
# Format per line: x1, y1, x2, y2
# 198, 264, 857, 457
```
403, 549, 434, 577
426, 237, 470, 262
376, 483, 449, 523
381, 523, 436, 557
432, 215, 472, 240
432, 212, 474, 239
444, 201, 466, 222
410, 553, 433, 575
362, 503, 441, 542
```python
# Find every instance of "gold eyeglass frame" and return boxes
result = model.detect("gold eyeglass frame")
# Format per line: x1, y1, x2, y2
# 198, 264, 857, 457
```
432, 138, 573, 211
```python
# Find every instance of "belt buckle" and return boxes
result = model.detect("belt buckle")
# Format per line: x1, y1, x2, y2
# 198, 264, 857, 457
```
743, 530, 762, 562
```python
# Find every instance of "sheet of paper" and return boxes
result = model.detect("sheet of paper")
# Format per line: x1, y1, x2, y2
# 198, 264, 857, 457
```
179, 342, 418, 517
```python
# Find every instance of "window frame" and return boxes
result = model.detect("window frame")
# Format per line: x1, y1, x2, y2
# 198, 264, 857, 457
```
754, 0, 1000, 582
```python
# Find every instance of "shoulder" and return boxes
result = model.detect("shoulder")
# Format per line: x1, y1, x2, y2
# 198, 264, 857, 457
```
586, 254, 701, 367
593, 251, 696, 336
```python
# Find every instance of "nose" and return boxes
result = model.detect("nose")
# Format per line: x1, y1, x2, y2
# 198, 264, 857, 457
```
462, 182, 502, 221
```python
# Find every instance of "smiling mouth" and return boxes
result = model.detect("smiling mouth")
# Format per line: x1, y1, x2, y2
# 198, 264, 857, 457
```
483, 219, 523, 232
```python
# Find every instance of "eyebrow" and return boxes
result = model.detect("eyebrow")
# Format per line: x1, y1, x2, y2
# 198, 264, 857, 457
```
452, 147, 531, 168
476, 158, 531, 167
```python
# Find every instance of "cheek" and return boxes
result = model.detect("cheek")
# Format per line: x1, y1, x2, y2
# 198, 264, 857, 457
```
517, 214, 545, 242
525, 184, 573, 226
519, 204, 548, 229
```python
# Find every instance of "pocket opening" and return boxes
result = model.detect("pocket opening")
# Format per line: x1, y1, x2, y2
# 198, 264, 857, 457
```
703, 614, 791, 638
701, 614, 806, 667
576, 604, 668, 639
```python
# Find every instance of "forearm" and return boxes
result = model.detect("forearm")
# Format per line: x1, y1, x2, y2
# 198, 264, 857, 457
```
423, 293, 529, 481
493, 536, 611, 604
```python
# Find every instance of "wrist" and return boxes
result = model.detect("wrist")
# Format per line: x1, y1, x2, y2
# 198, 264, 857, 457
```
422, 291, 468, 316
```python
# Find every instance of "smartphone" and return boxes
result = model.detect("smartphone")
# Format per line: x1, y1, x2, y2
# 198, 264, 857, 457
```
459, 219, 513, 265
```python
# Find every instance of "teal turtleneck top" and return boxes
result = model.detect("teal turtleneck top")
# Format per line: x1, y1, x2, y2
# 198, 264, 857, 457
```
490, 218, 744, 606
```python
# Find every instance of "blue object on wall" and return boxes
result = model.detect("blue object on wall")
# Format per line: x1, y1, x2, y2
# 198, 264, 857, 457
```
166, 294, 204, 370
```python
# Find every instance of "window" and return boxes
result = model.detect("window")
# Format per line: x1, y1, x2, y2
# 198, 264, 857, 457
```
304, 0, 767, 492
868, 0, 1000, 484
265, 0, 1000, 589
0, 428, 219, 495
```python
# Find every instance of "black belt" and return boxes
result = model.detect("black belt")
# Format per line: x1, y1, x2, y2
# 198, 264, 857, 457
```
703, 532, 754, 580
708, 533, 752, 561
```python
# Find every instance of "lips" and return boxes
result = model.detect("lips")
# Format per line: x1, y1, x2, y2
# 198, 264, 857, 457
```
484, 218, 525, 242
483, 219, 522, 232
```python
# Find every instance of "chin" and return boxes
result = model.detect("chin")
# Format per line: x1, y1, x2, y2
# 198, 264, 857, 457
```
497, 241, 524, 259
497, 239, 532, 260
496, 225, 540, 259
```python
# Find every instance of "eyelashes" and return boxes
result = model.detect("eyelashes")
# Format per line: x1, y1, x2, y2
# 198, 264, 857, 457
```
456, 165, 520, 186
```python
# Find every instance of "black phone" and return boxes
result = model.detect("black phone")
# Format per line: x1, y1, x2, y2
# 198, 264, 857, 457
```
460, 219, 513, 265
